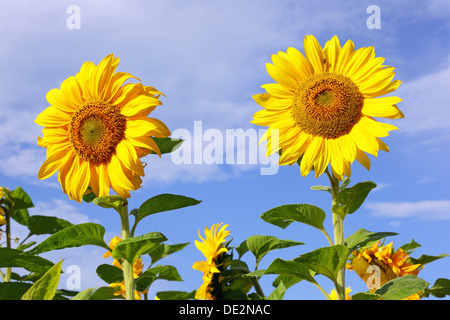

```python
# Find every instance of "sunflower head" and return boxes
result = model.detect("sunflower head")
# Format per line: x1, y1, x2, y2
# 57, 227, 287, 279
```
252, 35, 403, 180
347, 241, 423, 293
192, 223, 231, 300
35, 54, 170, 202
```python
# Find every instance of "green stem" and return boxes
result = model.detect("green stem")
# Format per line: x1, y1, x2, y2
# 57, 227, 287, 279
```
4, 209, 11, 282
229, 267, 265, 298
312, 282, 332, 300
119, 203, 135, 300
321, 229, 334, 247
325, 168, 346, 300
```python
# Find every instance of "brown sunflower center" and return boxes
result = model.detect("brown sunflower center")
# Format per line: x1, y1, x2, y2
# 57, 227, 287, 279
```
69, 100, 126, 165
291, 72, 364, 139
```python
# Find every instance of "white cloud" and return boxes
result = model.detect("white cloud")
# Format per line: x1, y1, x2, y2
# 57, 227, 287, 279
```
396, 56, 450, 134
30, 199, 92, 225
143, 155, 231, 185
366, 200, 450, 220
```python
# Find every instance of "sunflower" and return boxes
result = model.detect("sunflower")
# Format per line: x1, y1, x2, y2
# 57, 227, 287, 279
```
347, 241, 423, 298
109, 258, 147, 300
329, 287, 352, 300
0, 207, 6, 226
35, 54, 170, 202
0, 187, 8, 226
103, 236, 147, 299
192, 223, 230, 300
251, 35, 403, 180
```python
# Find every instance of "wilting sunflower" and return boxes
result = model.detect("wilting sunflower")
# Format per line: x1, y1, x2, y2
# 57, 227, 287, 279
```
35, 54, 170, 202
192, 223, 230, 300
347, 241, 423, 298
251, 35, 403, 180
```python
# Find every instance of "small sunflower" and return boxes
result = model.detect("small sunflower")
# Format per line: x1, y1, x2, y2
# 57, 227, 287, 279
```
192, 223, 230, 300
0, 187, 8, 199
103, 236, 122, 258
347, 241, 423, 299
329, 287, 352, 300
251, 35, 403, 180
0, 187, 8, 226
0, 207, 6, 226
35, 54, 170, 202
104, 236, 147, 299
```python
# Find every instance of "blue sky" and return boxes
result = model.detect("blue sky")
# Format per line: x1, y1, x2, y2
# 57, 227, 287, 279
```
0, 0, 449, 300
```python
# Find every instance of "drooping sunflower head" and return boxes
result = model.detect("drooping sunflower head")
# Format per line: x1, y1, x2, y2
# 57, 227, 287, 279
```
35, 54, 170, 202
252, 35, 404, 180
192, 223, 231, 300
347, 241, 423, 291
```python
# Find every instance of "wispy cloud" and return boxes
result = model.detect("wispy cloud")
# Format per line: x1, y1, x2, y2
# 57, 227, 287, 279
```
366, 200, 450, 221
30, 199, 93, 225
395, 56, 450, 135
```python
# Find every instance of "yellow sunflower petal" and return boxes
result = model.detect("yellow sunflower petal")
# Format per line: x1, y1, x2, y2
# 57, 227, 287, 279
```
304, 35, 325, 74
362, 97, 404, 119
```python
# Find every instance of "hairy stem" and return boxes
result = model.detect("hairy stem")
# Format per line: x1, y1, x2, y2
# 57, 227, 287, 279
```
326, 168, 346, 300
119, 203, 135, 300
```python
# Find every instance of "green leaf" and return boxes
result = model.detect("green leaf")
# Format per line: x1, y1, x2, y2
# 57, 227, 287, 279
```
400, 239, 422, 253
375, 275, 429, 300
0, 282, 32, 300
96, 264, 124, 284
351, 292, 381, 300
152, 137, 184, 154
0, 248, 54, 274
243, 269, 266, 278
427, 278, 450, 298
235, 240, 249, 259
156, 290, 196, 300
310, 185, 331, 193
246, 235, 304, 266
93, 195, 127, 214
7, 186, 34, 213
339, 177, 351, 191
29, 223, 110, 255
27, 215, 73, 236
272, 275, 302, 290
267, 281, 286, 300
332, 181, 377, 217
71, 288, 97, 300
10, 209, 30, 226
345, 229, 398, 252
135, 194, 201, 224
89, 286, 123, 300
244, 258, 316, 284
21, 259, 63, 300
148, 242, 190, 265
136, 265, 182, 292
260, 204, 326, 231
112, 232, 167, 264
82, 188, 97, 203
409, 253, 449, 266
296, 245, 349, 284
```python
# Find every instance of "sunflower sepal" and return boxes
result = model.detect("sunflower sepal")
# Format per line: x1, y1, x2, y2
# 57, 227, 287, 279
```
93, 195, 128, 215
